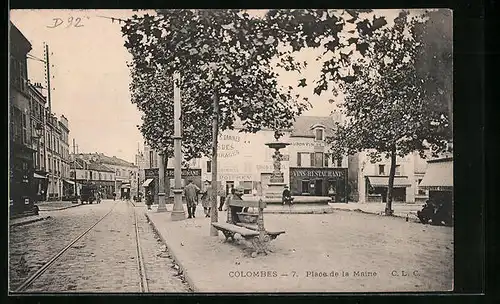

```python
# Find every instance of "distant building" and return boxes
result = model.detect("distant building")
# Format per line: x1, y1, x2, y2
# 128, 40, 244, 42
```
77, 153, 138, 199
70, 156, 116, 198
142, 144, 201, 204
348, 150, 431, 204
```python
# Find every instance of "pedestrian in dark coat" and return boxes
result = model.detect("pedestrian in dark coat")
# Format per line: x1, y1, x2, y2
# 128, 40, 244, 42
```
183, 180, 200, 218
201, 180, 213, 217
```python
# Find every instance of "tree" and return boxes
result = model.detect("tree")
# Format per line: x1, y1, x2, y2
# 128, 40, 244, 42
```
327, 11, 450, 215
122, 9, 309, 235
413, 9, 453, 139
128, 61, 212, 166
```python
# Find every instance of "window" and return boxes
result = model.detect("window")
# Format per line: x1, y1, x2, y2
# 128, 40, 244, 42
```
297, 153, 302, 167
99, 173, 102, 180
301, 180, 310, 194
315, 128, 324, 141
324, 154, 330, 167
22, 113, 29, 144
337, 157, 342, 168
395, 165, 401, 176
149, 151, 154, 168
417, 179, 426, 195
206, 160, 212, 173
315, 152, 324, 168
378, 165, 386, 175
241, 181, 253, 194
116, 169, 120, 176
85, 171, 88, 179
310, 153, 315, 167
89, 171, 93, 180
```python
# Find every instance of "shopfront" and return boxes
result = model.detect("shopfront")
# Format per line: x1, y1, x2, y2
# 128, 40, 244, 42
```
419, 158, 453, 214
145, 167, 202, 204
289, 167, 348, 202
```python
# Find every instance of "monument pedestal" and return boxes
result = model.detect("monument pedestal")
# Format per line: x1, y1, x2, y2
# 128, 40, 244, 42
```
157, 192, 168, 212
171, 189, 185, 221
264, 183, 286, 199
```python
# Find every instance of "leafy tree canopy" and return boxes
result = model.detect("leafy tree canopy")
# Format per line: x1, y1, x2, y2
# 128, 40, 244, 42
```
327, 11, 450, 162
122, 9, 315, 162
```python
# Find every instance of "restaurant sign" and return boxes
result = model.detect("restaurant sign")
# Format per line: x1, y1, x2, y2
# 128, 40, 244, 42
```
290, 167, 346, 178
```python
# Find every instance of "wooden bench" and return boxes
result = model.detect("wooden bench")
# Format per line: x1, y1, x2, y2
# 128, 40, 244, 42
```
211, 198, 285, 257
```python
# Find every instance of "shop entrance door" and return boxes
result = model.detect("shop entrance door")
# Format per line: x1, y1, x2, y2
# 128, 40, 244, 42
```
314, 179, 323, 196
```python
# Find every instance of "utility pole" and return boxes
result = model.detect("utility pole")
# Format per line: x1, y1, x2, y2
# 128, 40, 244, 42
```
171, 72, 185, 220
44, 43, 52, 113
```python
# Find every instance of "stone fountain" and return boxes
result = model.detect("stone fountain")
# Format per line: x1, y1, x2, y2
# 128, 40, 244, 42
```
263, 132, 290, 200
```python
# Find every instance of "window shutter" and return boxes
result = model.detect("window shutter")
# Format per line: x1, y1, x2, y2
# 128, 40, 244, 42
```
297, 152, 301, 167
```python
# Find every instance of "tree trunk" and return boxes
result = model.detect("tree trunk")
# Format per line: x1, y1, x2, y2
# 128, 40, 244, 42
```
210, 91, 219, 236
385, 145, 397, 216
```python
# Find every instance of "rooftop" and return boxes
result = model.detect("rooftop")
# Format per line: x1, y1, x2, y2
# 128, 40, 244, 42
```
289, 115, 338, 138
78, 153, 136, 168
230, 115, 340, 138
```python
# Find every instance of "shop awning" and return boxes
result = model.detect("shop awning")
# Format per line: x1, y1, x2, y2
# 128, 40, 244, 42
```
142, 179, 154, 187
63, 179, 75, 185
367, 176, 411, 187
34, 173, 47, 179
121, 184, 131, 189
419, 159, 453, 190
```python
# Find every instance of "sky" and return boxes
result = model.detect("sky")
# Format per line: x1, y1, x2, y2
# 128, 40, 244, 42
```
10, 9, 406, 163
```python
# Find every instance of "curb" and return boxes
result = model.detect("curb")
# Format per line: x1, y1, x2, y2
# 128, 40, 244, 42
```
10, 216, 51, 227
38, 203, 84, 212
332, 208, 418, 221
144, 212, 199, 292
264, 208, 335, 214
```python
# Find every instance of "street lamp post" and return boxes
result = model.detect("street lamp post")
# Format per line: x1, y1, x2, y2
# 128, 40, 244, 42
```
171, 72, 186, 221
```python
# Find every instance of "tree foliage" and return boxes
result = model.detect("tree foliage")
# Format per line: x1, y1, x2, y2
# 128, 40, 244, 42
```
122, 9, 310, 159
324, 11, 450, 213
413, 9, 453, 133
128, 61, 212, 160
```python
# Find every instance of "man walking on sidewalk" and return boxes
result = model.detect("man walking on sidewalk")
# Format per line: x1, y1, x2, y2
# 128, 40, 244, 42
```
184, 179, 200, 219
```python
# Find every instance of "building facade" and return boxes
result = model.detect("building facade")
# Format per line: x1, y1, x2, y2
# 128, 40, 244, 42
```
139, 116, 352, 203
198, 116, 349, 201
28, 83, 49, 201
78, 153, 138, 199
9, 22, 36, 216
58, 115, 72, 198
70, 157, 116, 198
349, 150, 431, 203
142, 144, 202, 204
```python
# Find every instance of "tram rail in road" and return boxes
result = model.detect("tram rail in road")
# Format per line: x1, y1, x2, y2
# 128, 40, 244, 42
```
12, 201, 150, 293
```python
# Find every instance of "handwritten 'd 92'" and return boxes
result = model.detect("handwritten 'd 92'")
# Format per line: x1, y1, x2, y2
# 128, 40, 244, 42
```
47, 17, 88, 28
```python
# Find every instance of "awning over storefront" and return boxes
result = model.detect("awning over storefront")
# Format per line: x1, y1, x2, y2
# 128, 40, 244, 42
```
121, 184, 131, 189
367, 176, 411, 187
34, 172, 47, 179
142, 179, 154, 187
419, 158, 453, 191
63, 179, 75, 185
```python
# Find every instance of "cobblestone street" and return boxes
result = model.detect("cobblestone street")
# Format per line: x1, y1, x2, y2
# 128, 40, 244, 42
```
9, 200, 190, 293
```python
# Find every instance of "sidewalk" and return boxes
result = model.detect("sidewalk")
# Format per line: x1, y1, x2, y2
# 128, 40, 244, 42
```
143, 205, 453, 293
36, 201, 83, 211
10, 214, 51, 227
